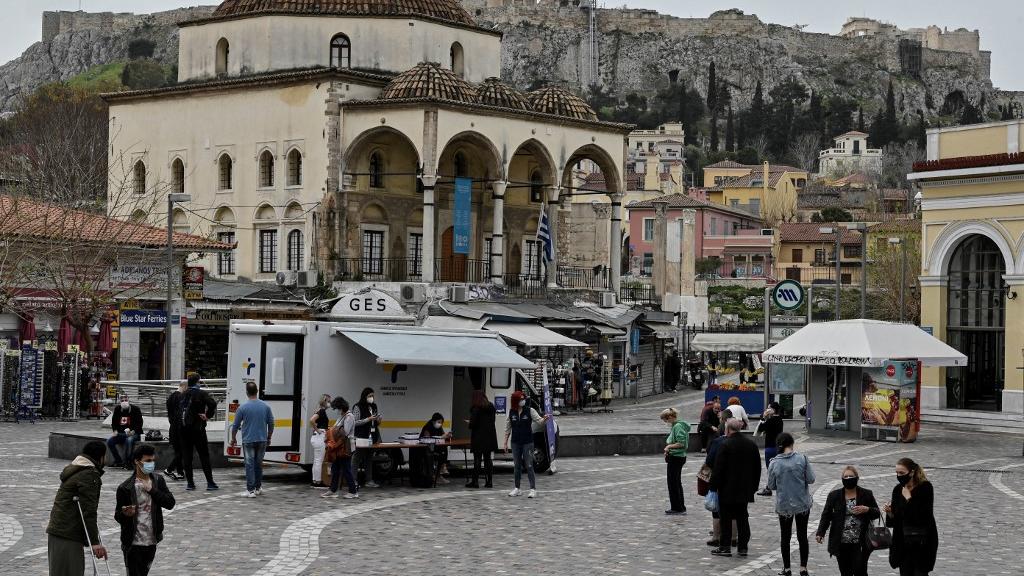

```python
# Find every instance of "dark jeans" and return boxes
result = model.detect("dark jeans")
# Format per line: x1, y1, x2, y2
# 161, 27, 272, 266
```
167, 425, 184, 475
666, 454, 686, 512
835, 542, 871, 576
718, 501, 751, 551
472, 452, 493, 484
779, 511, 810, 569
511, 442, 535, 489
181, 428, 214, 486
765, 447, 778, 468
329, 456, 357, 494
106, 433, 141, 464
123, 544, 157, 576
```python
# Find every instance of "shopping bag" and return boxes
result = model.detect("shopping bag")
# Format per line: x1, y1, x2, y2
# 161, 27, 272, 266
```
704, 490, 719, 513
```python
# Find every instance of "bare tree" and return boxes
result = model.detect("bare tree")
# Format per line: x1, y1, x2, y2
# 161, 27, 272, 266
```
787, 132, 822, 174
867, 231, 921, 323
878, 141, 925, 191
748, 134, 769, 163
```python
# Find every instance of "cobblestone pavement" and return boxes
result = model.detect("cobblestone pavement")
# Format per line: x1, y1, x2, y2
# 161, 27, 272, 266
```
2, 420, 1022, 575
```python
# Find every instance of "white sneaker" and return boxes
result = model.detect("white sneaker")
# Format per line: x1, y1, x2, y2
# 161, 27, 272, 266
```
245, 491, 256, 498
343, 492, 359, 499
321, 491, 339, 498
364, 482, 380, 489
527, 489, 537, 498
508, 488, 521, 497
254, 488, 263, 496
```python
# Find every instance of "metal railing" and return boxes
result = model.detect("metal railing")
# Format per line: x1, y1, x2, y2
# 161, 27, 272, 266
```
698, 260, 773, 281
619, 284, 659, 305
501, 273, 548, 298
436, 258, 490, 283
104, 379, 228, 420
337, 257, 424, 282
778, 265, 864, 285
557, 265, 610, 289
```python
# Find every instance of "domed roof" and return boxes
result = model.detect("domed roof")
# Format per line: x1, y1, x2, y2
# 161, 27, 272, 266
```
212, 0, 476, 27
474, 77, 529, 110
381, 62, 475, 102
527, 86, 598, 121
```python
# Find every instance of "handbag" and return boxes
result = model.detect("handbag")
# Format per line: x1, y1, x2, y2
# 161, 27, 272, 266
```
697, 464, 712, 496
704, 490, 719, 513
868, 520, 892, 551
325, 425, 351, 462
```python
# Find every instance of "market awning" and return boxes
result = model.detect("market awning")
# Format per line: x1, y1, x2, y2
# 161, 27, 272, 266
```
421, 316, 486, 330
587, 324, 627, 336
541, 320, 586, 330
762, 319, 967, 367
690, 333, 765, 353
485, 322, 588, 347
334, 326, 536, 369
643, 322, 679, 340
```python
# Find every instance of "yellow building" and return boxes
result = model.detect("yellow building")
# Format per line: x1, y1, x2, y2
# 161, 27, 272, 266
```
908, 119, 1024, 415
702, 161, 808, 225
773, 223, 863, 286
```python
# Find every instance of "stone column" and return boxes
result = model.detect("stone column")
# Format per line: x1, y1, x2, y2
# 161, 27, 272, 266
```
609, 193, 624, 295
420, 173, 437, 283
1003, 274, 1024, 414
680, 209, 696, 296
546, 185, 560, 287
918, 276, 948, 409
490, 181, 507, 285
651, 200, 669, 297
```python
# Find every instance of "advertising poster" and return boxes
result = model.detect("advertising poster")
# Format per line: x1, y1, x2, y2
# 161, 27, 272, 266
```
861, 362, 901, 428
541, 370, 556, 460
897, 361, 919, 443
453, 177, 472, 254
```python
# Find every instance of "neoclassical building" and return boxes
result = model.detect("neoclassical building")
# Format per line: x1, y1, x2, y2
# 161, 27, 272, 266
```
910, 119, 1024, 416
104, 0, 630, 291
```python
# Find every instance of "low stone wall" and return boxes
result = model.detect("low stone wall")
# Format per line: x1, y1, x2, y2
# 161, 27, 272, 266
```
49, 431, 229, 468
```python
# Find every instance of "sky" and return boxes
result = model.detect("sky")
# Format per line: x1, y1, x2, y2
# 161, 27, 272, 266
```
1, 0, 1021, 90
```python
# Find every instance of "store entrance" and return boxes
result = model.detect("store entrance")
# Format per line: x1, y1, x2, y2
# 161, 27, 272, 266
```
139, 331, 165, 380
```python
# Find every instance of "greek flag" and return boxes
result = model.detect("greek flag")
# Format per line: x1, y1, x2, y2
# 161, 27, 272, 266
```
537, 206, 554, 263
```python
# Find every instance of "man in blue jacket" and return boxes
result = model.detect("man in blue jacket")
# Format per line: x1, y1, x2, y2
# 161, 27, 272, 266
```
230, 381, 275, 497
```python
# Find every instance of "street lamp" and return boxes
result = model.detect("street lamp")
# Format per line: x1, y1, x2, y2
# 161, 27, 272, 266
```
166, 192, 191, 380
847, 222, 868, 318
889, 237, 907, 322
819, 226, 841, 321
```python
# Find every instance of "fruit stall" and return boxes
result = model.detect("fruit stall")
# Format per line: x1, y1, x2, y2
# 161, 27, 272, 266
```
690, 333, 767, 415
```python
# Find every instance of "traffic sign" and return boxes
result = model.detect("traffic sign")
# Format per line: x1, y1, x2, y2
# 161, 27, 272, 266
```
771, 280, 805, 311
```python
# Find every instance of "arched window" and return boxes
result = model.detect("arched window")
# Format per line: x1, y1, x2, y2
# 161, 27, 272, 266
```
216, 38, 229, 76
450, 42, 464, 78
132, 161, 146, 195
287, 149, 303, 186
259, 150, 275, 188
330, 34, 351, 68
218, 154, 233, 190
171, 158, 185, 194
369, 151, 383, 188
287, 230, 304, 271
453, 151, 468, 178
530, 169, 544, 203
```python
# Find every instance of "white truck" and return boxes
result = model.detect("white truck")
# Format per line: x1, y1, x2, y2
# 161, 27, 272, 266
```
223, 320, 559, 479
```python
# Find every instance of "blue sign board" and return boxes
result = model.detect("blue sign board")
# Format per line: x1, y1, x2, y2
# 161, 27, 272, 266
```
120, 309, 169, 328
920, 326, 933, 336
630, 328, 641, 351
19, 343, 43, 409
542, 372, 557, 460
494, 395, 507, 415
453, 177, 472, 254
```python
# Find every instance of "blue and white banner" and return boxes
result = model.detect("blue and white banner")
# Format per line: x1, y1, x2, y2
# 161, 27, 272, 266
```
537, 206, 553, 263
454, 177, 472, 254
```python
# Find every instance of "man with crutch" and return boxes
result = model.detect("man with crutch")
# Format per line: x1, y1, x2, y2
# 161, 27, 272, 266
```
47, 440, 109, 575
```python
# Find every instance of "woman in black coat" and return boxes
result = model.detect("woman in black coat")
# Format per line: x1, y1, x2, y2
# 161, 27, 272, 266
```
815, 465, 881, 576
884, 458, 938, 576
467, 390, 497, 488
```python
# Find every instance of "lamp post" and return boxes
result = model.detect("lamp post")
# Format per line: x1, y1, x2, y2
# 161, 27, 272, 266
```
889, 237, 907, 322
820, 226, 841, 320
848, 222, 868, 318
166, 193, 191, 380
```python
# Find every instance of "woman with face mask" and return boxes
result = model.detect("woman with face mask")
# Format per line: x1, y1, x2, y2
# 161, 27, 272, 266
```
503, 390, 551, 498
420, 412, 453, 483
352, 387, 382, 488
322, 397, 358, 499
815, 465, 880, 576
308, 394, 331, 488
883, 458, 938, 576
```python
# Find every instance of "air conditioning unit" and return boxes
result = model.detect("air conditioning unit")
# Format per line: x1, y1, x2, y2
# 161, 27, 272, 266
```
296, 270, 318, 288
400, 283, 427, 304
448, 285, 468, 304
761, 228, 774, 236
275, 271, 296, 287
600, 292, 616, 308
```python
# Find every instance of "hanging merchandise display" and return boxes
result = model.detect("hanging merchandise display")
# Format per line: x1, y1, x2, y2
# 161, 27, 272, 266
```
599, 353, 614, 409
59, 349, 82, 421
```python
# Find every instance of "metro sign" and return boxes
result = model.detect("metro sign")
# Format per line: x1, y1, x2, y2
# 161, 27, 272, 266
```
771, 279, 805, 311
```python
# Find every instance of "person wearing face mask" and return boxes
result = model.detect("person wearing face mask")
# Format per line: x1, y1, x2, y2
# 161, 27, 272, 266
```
114, 444, 175, 576
420, 412, 453, 483
322, 397, 358, 499
47, 441, 109, 576
107, 394, 144, 469
309, 394, 332, 488
352, 387, 382, 489
815, 465, 880, 576
503, 390, 551, 498
163, 381, 187, 481
884, 458, 938, 576
660, 407, 691, 515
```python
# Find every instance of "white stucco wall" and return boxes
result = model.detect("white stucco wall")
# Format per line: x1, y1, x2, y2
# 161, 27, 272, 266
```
179, 15, 502, 83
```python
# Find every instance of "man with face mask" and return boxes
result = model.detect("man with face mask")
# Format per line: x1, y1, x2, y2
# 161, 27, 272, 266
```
163, 381, 187, 480
107, 394, 144, 469
115, 443, 175, 576
47, 440, 108, 576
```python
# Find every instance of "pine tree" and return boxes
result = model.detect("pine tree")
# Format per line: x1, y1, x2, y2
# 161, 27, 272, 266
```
749, 79, 765, 137
725, 106, 735, 152
707, 61, 718, 112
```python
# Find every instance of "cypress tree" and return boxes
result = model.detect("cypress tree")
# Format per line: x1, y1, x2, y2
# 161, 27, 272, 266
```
857, 106, 865, 132
750, 79, 765, 137
725, 106, 735, 152
707, 61, 718, 112
710, 107, 720, 151
881, 79, 898, 146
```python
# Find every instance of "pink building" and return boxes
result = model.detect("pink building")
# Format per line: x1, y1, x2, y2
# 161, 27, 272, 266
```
626, 193, 774, 278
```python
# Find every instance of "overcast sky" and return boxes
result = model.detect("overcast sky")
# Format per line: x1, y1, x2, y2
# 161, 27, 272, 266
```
1, 0, 1021, 90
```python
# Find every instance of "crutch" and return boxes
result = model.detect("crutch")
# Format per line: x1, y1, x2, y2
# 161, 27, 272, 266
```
73, 496, 113, 576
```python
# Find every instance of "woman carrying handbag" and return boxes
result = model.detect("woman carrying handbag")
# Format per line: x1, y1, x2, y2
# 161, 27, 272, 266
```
884, 458, 938, 576
815, 465, 880, 576
321, 397, 358, 499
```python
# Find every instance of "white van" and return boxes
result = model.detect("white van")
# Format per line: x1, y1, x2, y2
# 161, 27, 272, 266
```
223, 320, 559, 478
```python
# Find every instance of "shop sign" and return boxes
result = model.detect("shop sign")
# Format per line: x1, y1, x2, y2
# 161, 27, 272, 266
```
110, 263, 166, 291
770, 280, 805, 311
119, 308, 169, 328
330, 289, 409, 319
182, 267, 205, 301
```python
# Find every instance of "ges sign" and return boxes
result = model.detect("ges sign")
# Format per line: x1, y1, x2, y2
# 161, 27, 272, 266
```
331, 289, 406, 318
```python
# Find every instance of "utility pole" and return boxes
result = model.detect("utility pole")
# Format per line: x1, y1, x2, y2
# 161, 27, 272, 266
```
820, 226, 841, 321
848, 222, 868, 318
166, 193, 191, 380
889, 237, 907, 322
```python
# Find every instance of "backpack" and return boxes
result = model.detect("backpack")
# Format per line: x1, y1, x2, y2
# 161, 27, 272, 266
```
179, 391, 194, 427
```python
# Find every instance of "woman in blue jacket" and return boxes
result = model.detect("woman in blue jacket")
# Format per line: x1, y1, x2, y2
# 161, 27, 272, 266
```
767, 432, 815, 576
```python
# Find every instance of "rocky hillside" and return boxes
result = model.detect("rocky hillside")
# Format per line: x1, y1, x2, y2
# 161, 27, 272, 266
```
0, 7, 214, 113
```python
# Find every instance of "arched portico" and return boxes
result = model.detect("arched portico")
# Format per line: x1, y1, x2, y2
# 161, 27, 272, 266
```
562, 144, 626, 292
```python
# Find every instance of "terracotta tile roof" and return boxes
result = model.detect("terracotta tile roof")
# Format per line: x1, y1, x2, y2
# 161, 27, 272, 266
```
881, 189, 910, 200
474, 77, 529, 110
830, 172, 872, 187
778, 222, 861, 245
837, 131, 869, 138
381, 62, 475, 102
868, 219, 921, 233
858, 212, 915, 223
705, 160, 750, 169
193, 0, 487, 31
579, 171, 640, 192
912, 152, 1024, 173
797, 193, 848, 210
527, 87, 598, 121
720, 166, 806, 189
0, 195, 233, 251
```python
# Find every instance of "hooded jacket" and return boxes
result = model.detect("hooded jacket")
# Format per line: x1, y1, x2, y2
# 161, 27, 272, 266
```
46, 455, 104, 545
114, 472, 176, 547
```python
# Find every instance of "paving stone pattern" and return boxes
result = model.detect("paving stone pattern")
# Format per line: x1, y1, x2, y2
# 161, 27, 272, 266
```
1, 419, 1022, 575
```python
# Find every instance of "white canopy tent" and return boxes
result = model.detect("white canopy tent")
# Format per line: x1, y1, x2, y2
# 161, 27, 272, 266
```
763, 319, 967, 367
690, 333, 765, 353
